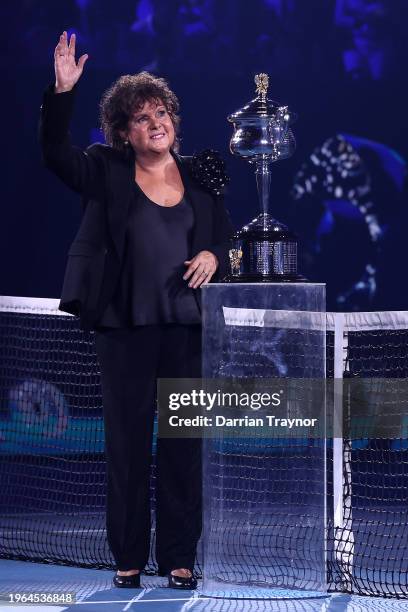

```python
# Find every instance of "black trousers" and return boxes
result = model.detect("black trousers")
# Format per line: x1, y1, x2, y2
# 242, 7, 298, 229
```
94, 324, 202, 573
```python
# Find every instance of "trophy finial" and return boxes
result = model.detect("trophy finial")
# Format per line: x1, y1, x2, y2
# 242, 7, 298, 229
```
255, 73, 269, 102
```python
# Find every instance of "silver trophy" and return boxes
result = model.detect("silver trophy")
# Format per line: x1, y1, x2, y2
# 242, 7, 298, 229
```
227, 73, 304, 281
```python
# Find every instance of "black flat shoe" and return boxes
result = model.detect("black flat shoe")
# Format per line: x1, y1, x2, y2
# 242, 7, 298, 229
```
113, 572, 141, 588
167, 572, 197, 590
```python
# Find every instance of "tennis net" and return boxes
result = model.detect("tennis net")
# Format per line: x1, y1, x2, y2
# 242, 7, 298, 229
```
0, 296, 407, 597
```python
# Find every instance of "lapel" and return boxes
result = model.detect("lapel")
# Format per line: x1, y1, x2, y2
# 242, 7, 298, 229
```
105, 148, 213, 261
106, 150, 135, 260
172, 150, 213, 255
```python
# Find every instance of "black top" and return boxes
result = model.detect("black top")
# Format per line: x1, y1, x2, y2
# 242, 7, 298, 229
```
99, 183, 201, 327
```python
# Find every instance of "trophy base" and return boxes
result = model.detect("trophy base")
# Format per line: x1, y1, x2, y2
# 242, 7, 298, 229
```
223, 272, 308, 283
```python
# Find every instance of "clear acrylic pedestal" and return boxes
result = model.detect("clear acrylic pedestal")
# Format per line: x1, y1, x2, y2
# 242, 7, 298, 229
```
200, 283, 327, 600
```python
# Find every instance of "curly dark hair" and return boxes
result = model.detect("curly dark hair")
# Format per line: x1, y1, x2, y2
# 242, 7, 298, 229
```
99, 71, 181, 154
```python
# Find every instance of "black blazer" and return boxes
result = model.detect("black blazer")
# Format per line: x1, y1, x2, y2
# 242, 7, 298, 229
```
39, 85, 234, 331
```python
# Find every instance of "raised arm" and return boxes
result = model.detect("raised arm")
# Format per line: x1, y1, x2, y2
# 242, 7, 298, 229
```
39, 32, 103, 198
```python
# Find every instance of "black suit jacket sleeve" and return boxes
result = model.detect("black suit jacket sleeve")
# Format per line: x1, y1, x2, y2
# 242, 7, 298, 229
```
208, 193, 234, 280
39, 84, 104, 199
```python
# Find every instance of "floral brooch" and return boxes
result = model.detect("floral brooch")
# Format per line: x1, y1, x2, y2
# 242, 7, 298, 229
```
190, 149, 230, 196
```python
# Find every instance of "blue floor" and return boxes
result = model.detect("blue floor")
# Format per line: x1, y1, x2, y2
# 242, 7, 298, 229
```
1, 560, 408, 612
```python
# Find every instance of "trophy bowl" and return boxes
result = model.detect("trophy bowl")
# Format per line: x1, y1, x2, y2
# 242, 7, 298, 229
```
226, 73, 305, 282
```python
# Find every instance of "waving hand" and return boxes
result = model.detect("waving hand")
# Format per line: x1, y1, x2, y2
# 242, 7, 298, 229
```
54, 31, 88, 93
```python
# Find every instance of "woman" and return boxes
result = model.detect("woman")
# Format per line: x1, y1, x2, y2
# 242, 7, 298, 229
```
39, 31, 233, 589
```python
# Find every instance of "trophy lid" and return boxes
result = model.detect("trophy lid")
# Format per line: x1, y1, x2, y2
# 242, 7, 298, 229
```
227, 73, 297, 123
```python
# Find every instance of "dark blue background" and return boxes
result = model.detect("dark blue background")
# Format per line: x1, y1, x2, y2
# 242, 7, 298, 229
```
2, 0, 407, 310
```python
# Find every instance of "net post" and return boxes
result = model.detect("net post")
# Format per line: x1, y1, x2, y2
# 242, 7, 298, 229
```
333, 313, 344, 530
333, 313, 354, 590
